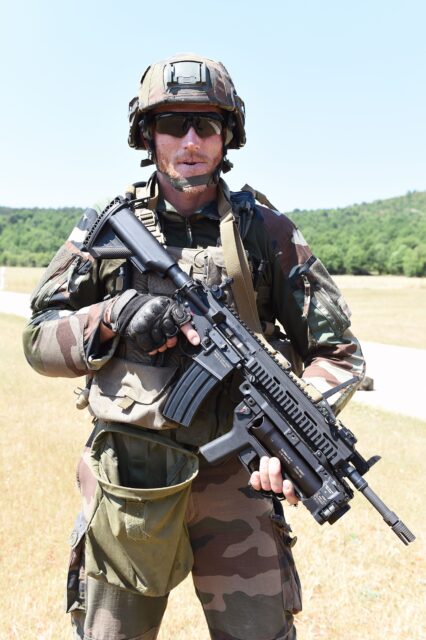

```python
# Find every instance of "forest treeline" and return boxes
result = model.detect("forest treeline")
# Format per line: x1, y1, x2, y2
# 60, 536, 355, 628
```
288, 190, 426, 277
1, 190, 425, 275
0, 206, 83, 268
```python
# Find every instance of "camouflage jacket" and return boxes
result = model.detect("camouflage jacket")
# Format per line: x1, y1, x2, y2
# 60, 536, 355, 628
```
23, 175, 365, 445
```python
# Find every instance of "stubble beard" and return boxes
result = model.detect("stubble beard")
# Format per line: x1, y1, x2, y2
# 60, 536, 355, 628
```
156, 154, 221, 194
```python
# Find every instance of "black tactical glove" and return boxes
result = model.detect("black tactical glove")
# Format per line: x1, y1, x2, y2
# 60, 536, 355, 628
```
107, 289, 192, 353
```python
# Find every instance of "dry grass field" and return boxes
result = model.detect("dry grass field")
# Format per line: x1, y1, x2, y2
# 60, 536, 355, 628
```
334, 275, 426, 349
0, 312, 425, 640
1, 266, 44, 293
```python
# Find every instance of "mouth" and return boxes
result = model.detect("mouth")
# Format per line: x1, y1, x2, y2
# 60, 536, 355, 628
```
176, 160, 207, 176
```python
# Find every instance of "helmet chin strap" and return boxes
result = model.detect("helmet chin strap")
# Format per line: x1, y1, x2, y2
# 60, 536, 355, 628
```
140, 137, 233, 192
157, 163, 222, 192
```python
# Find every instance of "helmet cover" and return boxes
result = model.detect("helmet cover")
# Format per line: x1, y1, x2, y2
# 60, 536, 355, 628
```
128, 53, 246, 151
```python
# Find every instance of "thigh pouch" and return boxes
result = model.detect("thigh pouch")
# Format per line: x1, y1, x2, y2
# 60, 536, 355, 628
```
85, 423, 199, 597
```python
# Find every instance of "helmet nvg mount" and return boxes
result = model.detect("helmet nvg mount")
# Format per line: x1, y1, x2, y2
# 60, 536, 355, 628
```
128, 53, 246, 189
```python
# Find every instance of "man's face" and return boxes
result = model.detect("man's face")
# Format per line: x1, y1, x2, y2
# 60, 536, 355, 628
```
151, 104, 224, 192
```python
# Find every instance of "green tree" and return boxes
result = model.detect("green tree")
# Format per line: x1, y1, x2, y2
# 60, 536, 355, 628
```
343, 245, 368, 275
387, 245, 409, 275
402, 247, 426, 277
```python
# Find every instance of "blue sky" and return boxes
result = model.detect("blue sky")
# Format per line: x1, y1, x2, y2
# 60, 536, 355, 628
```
1, 0, 425, 211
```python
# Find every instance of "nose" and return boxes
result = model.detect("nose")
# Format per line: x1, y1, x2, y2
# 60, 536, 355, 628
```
182, 126, 201, 148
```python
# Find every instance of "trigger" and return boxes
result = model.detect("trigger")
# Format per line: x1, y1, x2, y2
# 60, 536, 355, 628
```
239, 446, 260, 474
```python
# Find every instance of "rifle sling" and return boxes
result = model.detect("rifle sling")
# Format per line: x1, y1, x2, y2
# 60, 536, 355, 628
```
217, 184, 263, 334
217, 184, 300, 372
217, 184, 323, 403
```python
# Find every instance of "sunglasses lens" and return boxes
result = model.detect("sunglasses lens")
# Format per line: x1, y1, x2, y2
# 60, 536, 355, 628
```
193, 116, 223, 137
154, 113, 223, 138
155, 115, 187, 137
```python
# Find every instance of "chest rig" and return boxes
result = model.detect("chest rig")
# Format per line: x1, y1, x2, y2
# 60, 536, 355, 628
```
120, 175, 302, 377
123, 177, 257, 316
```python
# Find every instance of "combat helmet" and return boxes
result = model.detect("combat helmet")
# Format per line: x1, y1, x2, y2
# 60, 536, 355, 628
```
128, 53, 246, 188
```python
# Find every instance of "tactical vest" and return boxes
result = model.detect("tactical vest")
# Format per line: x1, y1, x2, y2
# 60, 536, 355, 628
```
88, 177, 303, 448
88, 178, 260, 447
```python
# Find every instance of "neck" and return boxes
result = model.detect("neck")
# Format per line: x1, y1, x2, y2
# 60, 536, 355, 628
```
156, 172, 218, 217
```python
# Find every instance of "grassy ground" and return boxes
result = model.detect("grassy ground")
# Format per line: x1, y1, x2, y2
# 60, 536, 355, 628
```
1, 266, 44, 293
335, 275, 426, 349
1, 314, 425, 639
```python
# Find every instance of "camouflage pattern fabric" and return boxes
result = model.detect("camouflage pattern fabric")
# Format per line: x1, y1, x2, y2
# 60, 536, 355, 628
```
69, 451, 299, 640
23, 174, 365, 417
23, 173, 366, 639
23, 205, 122, 376
128, 54, 246, 151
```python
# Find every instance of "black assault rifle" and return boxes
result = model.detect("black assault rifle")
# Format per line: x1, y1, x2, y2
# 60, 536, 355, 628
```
84, 197, 415, 545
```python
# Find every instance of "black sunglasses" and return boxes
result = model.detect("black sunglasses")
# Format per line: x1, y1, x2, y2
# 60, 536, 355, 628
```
152, 112, 225, 138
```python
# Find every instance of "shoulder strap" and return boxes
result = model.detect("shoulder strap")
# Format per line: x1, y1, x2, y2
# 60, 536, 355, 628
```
218, 182, 324, 399
217, 182, 263, 334
217, 182, 294, 366
240, 183, 278, 211
125, 177, 165, 244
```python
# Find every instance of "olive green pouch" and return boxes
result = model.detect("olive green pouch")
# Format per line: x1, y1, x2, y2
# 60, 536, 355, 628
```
85, 423, 199, 597
88, 357, 179, 430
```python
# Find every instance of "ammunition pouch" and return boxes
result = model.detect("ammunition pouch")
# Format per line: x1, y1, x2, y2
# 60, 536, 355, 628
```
88, 357, 178, 430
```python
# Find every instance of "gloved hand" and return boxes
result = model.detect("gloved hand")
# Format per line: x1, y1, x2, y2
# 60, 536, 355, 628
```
105, 289, 192, 353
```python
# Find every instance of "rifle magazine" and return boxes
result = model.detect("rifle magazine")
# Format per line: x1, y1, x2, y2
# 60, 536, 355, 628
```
163, 362, 219, 427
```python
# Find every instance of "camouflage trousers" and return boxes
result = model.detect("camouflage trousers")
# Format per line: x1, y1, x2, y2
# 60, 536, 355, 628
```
67, 437, 302, 640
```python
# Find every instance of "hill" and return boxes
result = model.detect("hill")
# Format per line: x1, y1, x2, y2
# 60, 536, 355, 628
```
1, 190, 426, 275
0, 206, 83, 267
287, 190, 426, 276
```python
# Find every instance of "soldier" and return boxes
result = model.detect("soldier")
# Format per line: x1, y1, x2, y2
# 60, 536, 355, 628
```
23, 54, 365, 640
